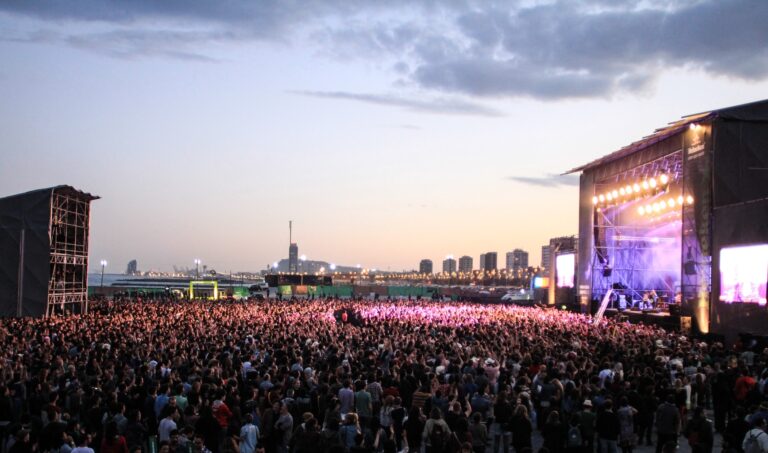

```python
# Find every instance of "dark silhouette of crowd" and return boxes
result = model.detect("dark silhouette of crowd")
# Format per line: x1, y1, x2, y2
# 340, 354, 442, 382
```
0, 299, 766, 453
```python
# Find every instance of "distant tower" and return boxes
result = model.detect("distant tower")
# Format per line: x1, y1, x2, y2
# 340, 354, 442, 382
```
458, 255, 473, 272
288, 221, 298, 273
541, 245, 551, 271
484, 252, 498, 271
506, 249, 529, 271
442, 256, 457, 273
126, 260, 138, 275
419, 259, 433, 274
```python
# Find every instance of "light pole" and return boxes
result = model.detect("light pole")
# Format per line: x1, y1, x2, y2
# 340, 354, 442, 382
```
100, 260, 107, 289
194, 259, 201, 279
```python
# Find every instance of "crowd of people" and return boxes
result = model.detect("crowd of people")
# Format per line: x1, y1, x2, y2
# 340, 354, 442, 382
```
0, 299, 766, 453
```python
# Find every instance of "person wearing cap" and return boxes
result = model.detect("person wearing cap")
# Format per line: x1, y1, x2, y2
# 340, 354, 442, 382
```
575, 400, 596, 453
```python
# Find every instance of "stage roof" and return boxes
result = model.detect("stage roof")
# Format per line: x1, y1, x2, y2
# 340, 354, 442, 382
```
566, 98, 768, 174
0, 185, 100, 202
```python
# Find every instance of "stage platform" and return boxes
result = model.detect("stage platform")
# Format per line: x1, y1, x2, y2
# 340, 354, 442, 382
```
602, 308, 680, 331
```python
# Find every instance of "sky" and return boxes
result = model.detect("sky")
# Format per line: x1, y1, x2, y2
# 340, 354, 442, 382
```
1, 0, 768, 274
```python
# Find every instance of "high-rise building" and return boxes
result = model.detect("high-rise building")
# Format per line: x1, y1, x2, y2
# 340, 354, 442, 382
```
479, 253, 486, 270
289, 243, 298, 273
419, 259, 433, 274
458, 255, 473, 272
541, 245, 551, 270
484, 252, 498, 271
506, 249, 529, 271
442, 257, 457, 273
125, 260, 138, 275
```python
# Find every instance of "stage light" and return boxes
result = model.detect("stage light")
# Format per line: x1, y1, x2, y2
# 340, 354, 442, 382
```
606, 193, 613, 201
642, 180, 650, 190
653, 203, 660, 212
592, 196, 598, 205
625, 185, 633, 195
649, 178, 657, 188
668, 198, 676, 207
660, 174, 669, 184
646, 204, 653, 213
638, 206, 645, 215
611, 190, 619, 198
619, 187, 625, 196
633, 183, 640, 193
598, 194, 605, 202
677, 195, 684, 205
686, 195, 694, 204
660, 200, 667, 209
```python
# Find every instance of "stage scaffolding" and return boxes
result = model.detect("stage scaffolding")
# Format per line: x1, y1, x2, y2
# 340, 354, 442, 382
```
0, 185, 98, 318
590, 151, 683, 304
48, 188, 94, 316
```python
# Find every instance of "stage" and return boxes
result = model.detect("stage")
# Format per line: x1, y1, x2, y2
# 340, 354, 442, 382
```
602, 308, 680, 331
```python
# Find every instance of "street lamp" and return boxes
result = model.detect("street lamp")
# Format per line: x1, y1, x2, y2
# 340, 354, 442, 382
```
100, 260, 107, 288
194, 259, 201, 279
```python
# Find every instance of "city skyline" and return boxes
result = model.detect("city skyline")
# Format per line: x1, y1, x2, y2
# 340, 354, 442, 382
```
2, 2, 768, 272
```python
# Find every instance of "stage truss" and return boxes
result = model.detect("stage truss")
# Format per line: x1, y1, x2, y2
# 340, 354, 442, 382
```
48, 189, 92, 316
591, 151, 684, 305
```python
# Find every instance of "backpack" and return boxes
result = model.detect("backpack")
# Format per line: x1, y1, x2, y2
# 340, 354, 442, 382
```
430, 423, 448, 450
567, 425, 583, 448
745, 431, 767, 453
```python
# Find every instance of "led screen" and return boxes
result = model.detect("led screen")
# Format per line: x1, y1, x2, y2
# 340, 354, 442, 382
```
533, 277, 550, 288
719, 244, 768, 305
556, 253, 575, 288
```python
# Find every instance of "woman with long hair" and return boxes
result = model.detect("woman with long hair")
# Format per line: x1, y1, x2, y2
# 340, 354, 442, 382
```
510, 404, 532, 453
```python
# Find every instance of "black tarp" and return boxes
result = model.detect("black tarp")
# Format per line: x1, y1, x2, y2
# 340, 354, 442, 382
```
0, 188, 53, 317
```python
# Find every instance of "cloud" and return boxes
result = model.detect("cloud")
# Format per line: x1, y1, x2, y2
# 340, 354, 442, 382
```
3, 0, 768, 98
291, 90, 504, 117
507, 173, 580, 188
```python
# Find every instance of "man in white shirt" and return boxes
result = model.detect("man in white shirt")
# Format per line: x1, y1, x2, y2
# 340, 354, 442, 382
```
239, 414, 259, 453
70, 434, 94, 453
158, 407, 179, 443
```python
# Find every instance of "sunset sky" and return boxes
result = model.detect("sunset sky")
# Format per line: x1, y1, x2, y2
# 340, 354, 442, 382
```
2, 0, 768, 273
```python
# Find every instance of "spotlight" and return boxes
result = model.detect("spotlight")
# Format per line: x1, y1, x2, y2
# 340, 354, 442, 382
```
642, 180, 650, 190
599, 194, 605, 203
625, 185, 633, 194
659, 200, 667, 209
686, 195, 694, 204
668, 198, 676, 207
660, 174, 669, 184
633, 183, 641, 193
592, 196, 599, 205
646, 204, 653, 213
653, 203, 660, 212
611, 190, 619, 198
649, 178, 657, 188
677, 195, 684, 205
638, 206, 645, 215
606, 193, 613, 201
619, 187, 626, 196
